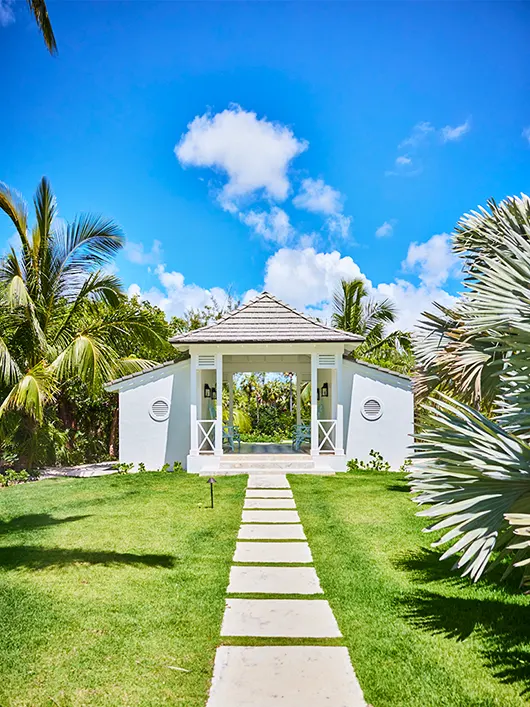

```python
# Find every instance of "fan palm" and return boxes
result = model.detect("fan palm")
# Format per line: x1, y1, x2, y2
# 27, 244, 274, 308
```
332, 278, 412, 357
410, 193, 530, 585
0, 178, 162, 457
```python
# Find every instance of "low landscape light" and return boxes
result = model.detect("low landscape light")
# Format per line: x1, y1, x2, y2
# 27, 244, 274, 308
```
207, 477, 217, 508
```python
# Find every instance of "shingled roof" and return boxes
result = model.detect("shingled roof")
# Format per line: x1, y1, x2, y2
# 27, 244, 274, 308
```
170, 292, 364, 346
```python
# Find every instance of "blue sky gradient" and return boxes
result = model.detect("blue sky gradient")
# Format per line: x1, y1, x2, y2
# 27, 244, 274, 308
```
1, 1, 529, 328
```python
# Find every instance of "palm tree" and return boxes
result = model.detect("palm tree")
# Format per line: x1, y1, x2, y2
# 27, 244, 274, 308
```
0, 177, 163, 465
27, 0, 57, 54
410, 193, 530, 585
332, 278, 412, 358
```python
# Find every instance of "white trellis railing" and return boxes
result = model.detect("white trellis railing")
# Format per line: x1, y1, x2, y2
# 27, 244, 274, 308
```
317, 419, 337, 452
197, 420, 215, 453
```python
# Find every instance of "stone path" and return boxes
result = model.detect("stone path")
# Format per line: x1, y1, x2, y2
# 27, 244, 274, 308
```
207, 474, 366, 706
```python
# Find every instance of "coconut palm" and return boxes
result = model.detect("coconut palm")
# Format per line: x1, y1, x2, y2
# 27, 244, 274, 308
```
332, 278, 412, 358
410, 193, 530, 585
0, 177, 163, 462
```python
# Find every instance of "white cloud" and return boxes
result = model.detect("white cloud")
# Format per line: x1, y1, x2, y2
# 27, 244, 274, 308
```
0, 0, 14, 26
264, 247, 364, 313
402, 232, 458, 288
240, 207, 293, 245
374, 279, 458, 332
441, 119, 471, 142
263, 242, 459, 331
175, 105, 307, 211
128, 264, 233, 318
523, 127, 530, 145
395, 155, 412, 166
129, 237, 460, 333
293, 178, 342, 215
375, 220, 395, 238
399, 122, 434, 149
124, 239, 162, 265
326, 213, 352, 240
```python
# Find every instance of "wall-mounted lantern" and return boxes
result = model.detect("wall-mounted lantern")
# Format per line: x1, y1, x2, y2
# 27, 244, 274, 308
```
321, 382, 329, 398
211, 387, 217, 400
317, 388, 320, 401
204, 383, 211, 398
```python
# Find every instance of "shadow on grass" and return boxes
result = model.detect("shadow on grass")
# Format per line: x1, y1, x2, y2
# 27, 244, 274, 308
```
0, 546, 175, 569
402, 590, 530, 694
386, 483, 410, 493
396, 548, 524, 592
0, 514, 89, 536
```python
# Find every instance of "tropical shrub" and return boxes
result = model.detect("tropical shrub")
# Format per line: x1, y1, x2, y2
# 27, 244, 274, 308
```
347, 450, 392, 473
410, 194, 530, 585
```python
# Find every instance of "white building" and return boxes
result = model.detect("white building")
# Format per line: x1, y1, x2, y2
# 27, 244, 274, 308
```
106, 292, 413, 473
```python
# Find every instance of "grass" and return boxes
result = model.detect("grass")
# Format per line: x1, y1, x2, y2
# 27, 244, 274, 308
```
0, 471, 246, 707
290, 471, 530, 707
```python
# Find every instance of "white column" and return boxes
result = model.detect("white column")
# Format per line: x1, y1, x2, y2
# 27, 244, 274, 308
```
214, 352, 223, 456
335, 359, 344, 455
228, 374, 234, 427
310, 353, 318, 456
295, 374, 301, 426
190, 354, 199, 456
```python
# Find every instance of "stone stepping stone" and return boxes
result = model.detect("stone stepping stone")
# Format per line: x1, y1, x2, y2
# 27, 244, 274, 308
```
247, 475, 290, 489
207, 645, 366, 706
244, 498, 296, 509
246, 489, 293, 498
221, 598, 342, 638
227, 566, 322, 594
242, 510, 300, 524
233, 541, 312, 564
238, 524, 306, 541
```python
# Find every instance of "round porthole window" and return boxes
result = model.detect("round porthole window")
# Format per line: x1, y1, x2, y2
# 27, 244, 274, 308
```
361, 397, 383, 421
149, 398, 170, 421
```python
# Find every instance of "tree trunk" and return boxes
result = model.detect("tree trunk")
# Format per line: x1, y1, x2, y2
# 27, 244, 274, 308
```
109, 398, 119, 458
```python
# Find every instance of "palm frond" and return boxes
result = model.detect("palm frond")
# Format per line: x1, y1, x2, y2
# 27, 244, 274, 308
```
0, 361, 56, 423
410, 393, 530, 582
26, 0, 57, 54
0, 182, 29, 244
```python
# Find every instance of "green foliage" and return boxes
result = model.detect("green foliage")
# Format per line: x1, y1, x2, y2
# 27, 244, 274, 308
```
347, 450, 391, 473
0, 468, 30, 487
172, 461, 184, 473
137, 462, 146, 474
0, 178, 169, 469
410, 193, 530, 585
113, 462, 134, 475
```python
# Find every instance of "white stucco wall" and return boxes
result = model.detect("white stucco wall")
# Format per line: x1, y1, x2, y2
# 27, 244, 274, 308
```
117, 360, 190, 469
343, 360, 413, 470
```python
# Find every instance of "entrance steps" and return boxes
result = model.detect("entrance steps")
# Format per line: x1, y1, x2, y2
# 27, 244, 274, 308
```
199, 454, 335, 476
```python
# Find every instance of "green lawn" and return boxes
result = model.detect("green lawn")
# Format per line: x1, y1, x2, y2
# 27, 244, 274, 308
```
2, 470, 529, 707
0, 472, 246, 707
290, 471, 530, 707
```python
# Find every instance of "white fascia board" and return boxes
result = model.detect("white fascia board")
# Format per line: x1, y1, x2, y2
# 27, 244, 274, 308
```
106, 359, 189, 393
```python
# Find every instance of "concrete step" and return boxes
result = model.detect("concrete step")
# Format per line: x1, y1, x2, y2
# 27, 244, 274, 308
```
200, 467, 335, 476
220, 461, 314, 470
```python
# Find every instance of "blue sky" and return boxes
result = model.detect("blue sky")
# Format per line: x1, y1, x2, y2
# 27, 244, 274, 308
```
1, 1, 529, 329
